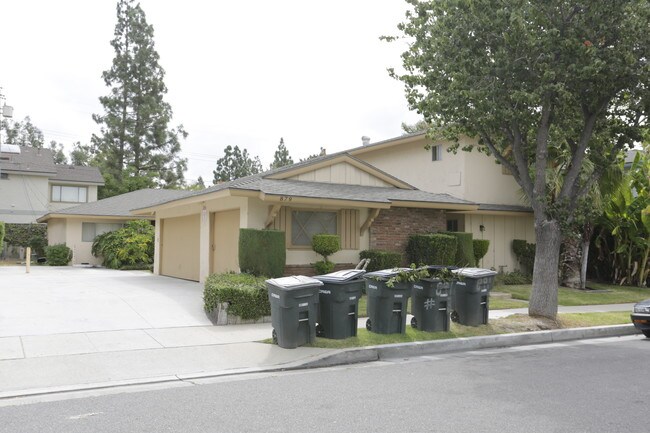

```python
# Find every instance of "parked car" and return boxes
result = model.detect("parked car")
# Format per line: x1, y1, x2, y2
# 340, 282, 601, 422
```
631, 299, 650, 338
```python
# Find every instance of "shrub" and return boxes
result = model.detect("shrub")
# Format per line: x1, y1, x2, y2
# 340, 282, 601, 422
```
512, 239, 536, 275
45, 243, 72, 266
92, 220, 154, 269
406, 233, 457, 266
203, 273, 271, 320
239, 229, 286, 278
314, 260, 335, 274
312, 234, 340, 275
441, 231, 476, 267
0, 221, 4, 246
359, 249, 402, 272
4, 223, 47, 256
495, 270, 533, 285
473, 239, 490, 266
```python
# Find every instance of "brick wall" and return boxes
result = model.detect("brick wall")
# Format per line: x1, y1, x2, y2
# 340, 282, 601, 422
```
369, 207, 446, 260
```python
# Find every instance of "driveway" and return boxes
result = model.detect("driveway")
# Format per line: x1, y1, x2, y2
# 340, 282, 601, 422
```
0, 266, 212, 337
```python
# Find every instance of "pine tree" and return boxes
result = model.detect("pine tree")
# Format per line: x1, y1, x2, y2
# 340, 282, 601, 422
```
213, 145, 262, 184
270, 137, 294, 169
92, 0, 187, 198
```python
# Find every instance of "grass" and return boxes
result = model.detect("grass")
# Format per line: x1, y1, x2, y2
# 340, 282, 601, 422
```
490, 297, 528, 309
496, 282, 649, 306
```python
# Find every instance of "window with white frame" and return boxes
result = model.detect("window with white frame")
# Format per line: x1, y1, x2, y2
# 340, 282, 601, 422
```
431, 144, 443, 161
52, 185, 87, 203
291, 211, 337, 246
81, 222, 124, 242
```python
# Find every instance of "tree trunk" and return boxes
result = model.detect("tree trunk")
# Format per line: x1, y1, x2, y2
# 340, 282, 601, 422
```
529, 219, 562, 319
560, 234, 581, 289
580, 240, 590, 290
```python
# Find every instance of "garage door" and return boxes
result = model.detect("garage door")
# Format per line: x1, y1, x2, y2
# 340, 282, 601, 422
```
160, 214, 200, 281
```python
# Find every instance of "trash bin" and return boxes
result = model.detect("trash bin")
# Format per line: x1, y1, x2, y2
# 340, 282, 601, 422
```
450, 268, 498, 326
314, 269, 365, 339
363, 268, 413, 334
266, 276, 323, 349
410, 266, 456, 332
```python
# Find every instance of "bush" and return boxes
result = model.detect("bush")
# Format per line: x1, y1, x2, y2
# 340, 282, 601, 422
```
45, 243, 72, 266
495, 270, 533, 285
239, 229, 286, 278
473, 239, 490, 265
204, 273, 271, 320
314, 260, 335, 274
312, 234, 340, 259
513, 239, 536, 275
92, 220, 154, 269
441, 231, 476, 267
359, 249, 403, 272
4, 223, 47, 256
406, 233, 457, 266
0, 221, 4, 246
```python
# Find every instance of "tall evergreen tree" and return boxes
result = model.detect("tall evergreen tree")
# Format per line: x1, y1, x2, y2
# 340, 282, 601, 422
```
92, 0, 187, 198
213, 145, 262, 183
49, 141, 68, 164
270, 137, 294, 169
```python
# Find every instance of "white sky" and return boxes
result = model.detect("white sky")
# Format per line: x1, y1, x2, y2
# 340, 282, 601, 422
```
0, 0, 420, 183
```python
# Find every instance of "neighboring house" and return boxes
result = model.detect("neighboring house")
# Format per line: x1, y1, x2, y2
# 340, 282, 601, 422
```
131, 153, 478, 282
37, 189, 188, 266
0, 145, 104, 224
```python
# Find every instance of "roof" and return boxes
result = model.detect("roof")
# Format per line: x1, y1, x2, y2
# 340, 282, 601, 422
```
37, 189, 190, 222
51, 165, 104, 184
477, 204, 533, 213
0, 146, 57, 175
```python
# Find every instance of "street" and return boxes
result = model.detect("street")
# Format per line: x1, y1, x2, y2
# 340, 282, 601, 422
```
1, 335, 648, 433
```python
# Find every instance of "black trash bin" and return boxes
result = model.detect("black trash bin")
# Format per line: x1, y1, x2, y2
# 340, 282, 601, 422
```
314, 269, 365, 339
266, 276, 323, 349
410, 266, 456, 332
450, 268, 498, 326
363, 268, 413, 334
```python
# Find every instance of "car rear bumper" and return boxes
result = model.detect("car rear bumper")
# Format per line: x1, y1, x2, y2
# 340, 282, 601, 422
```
631, 313, 650, 331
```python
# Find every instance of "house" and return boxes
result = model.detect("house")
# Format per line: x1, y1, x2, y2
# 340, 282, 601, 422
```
37, 189, 188, 265
0, 145, 104, 224
131, 153, 479, 282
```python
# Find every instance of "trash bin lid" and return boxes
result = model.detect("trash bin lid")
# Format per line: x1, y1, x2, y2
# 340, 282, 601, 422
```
266, 275, 324, 290
314, 269, 366, 282
451, 268, 498, 278
418, 265, 458, 271
364, 268, 412, 280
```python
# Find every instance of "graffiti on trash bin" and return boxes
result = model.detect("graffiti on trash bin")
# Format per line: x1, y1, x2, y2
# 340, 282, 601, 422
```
424, 298, 436, 310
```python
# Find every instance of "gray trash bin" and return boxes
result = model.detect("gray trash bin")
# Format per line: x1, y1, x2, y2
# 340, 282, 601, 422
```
266, 276, 323, 349
363, 268, 412, 334
314, 269, 365, 339
450, 268, 498, 326
410, 266, 456, 332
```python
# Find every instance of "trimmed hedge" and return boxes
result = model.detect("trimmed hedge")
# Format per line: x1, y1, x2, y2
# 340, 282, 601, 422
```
441, 231, 476, 267
4, 223, 47, 256
45, 243, 72, 266
359, 249, 402, 272
495, 270, 532, 285
312, 234, 340, 259
204, 273, 271, 320
239, 229, 285, 278
0, 221, 4, 246
406, 233, 457, 266
513, 239, 536, 275
473, 239, 490, 265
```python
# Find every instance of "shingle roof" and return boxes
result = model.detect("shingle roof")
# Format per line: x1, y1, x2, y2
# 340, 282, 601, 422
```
51, 165, 104, 184
478, 203, 533, 213
0, 146, 57, 175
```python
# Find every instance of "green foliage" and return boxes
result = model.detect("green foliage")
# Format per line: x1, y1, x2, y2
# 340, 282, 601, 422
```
239, 229, 286, 278
512, 239, 536, 276
441, 232, 475, 267
312, 234, 340, 275
0, 222, 4, 246
69, 142, 94, 166
496, 270, 533, 286
359, 250, 402, 272
270, 137, 294, 170
0, 116, 44, 147
92, 0, 187, 199
45, 244, 72, 266
313, 260, 335, 275
49, 141, 68, 164
3, 223, 47, 255
473, 239, 490, 265
213, 145, 262, 183
406, 233, 457, 266
203, 273, 270, 320
91, 220, 154, 269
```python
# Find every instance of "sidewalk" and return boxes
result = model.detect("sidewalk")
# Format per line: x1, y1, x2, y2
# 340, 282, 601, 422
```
0, 303, 636, 399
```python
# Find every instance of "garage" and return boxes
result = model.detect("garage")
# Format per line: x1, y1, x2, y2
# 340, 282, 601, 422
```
160, 214, 200, 281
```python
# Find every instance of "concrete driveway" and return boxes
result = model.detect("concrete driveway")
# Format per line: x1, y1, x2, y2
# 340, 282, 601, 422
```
0, 266, 212, 337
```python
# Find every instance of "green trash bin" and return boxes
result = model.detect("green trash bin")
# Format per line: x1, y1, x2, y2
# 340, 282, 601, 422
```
410, 266, 456, 332
266, 276, 323, 349
314, 269, 365, 339
363, 268, 412, 334
450, 268, 498, 326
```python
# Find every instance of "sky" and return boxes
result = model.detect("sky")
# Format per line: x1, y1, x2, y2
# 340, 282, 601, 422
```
0, 0, 421, 183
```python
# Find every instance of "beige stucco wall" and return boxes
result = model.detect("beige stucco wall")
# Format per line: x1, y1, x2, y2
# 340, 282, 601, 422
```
0, 173, 50, 223
463, 151, 523, 206
288, 162, 392, 187
212, 209, 240, 274
160, 214, 201, 281
47, 219, 67, 245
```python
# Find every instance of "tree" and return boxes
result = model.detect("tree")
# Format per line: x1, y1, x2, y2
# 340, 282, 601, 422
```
92, 0, 187, 198
186, 176, 206, 191
389, 1, 650, 318
300, 147, 327, 162
48, 141, 68, 164
401, 120, 429, 135
270, 137, 294, 169
213, 145, 262, 183
0, 116, 45, 148
70, 142, 95, 166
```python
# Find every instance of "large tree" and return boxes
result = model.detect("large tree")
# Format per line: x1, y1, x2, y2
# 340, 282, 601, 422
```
213, 145, 262, 183
270, 137, 294, 169
92, 0, 187, 198
389, 0, 650, 318
0, 116, 45, 148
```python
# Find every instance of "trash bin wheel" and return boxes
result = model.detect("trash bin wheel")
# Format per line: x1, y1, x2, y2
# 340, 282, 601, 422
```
365, 319, 372, 331
450, 310, 459, 323
272, 329, 278, 345
316, 323, 324, 337
411, 317, 418, 329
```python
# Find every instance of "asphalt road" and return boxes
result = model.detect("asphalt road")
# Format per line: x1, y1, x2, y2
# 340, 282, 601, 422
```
1, 335, 648, 433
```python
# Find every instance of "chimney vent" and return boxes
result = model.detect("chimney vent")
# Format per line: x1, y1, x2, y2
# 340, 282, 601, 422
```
361, 136, 371, 146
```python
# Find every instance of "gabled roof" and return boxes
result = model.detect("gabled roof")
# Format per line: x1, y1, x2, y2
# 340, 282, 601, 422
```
37, 189, 189, 222
51, 165, 104, 184
0, 146, 57, 175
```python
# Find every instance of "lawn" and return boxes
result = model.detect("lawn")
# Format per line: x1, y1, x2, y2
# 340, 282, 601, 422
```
496, 282, 650, 306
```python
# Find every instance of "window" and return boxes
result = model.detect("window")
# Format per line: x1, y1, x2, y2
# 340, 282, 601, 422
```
82, 222, 124, 242
447, 219, 459, 232
0, 173, 8, 180
291, 211, 337, 246
431, 144, 442, 161
52, 185, 88, 203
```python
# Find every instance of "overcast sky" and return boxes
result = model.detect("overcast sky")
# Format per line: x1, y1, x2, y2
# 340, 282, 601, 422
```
0, 0, 420, 183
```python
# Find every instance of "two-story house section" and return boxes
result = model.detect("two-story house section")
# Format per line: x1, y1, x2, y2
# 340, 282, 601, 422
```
348, 132, 535, 273
0, 145, 104, 224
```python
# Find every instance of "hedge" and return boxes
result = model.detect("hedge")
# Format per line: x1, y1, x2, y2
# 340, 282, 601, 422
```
91, 220, 154, 269
406, 234, 457, 266
441, 231, 476, 267
45, 243, 72, 266
239, 229, 285, 278
0, 221, 4, 247
513, 239, 536, 275
3, 223, 47, 256
359, 249, 402, 272
204, 273, 271, 320
473, 239, 490, 266
312, 234, 340, 260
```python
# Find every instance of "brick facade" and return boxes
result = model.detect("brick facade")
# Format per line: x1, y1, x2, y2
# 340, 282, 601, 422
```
369, 207, 446, 260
